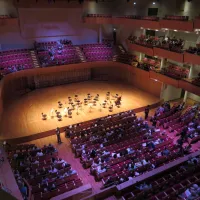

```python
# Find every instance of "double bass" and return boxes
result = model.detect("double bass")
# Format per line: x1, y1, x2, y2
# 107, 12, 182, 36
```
115, 96, 122, 106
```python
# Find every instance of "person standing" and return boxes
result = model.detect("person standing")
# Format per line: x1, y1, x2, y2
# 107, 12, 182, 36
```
144, 105, 150, 120
64, 128, 70, 138
56, 127, 62, 144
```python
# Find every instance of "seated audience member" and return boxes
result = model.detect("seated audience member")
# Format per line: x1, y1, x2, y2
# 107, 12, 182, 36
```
136, 182, 152, 191
179, 184, 200, 199
19, 183, 28, 199
49, 167, 58, 174
162, 147, 170, 156
36, 150, 44, 157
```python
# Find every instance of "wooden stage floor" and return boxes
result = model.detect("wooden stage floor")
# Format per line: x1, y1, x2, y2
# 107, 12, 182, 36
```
0, 81, 159, 140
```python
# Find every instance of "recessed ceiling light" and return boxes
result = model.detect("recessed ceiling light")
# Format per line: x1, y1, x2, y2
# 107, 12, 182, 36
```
133, 2, 136, 4
174, 29, 177, 32
153, 2, 156, 4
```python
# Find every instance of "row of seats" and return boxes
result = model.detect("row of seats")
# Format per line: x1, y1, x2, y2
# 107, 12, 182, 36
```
68, 109, 181, 188
0, 49, 34, 75
121, 156, 200, 200
7, 144, 83, 200
37, 40, 81, 67
89, 14, 188, 21
87, 14, 112, 18
163, 15, 189, 21
161, 65, 189, 79
81, 44, 113, 62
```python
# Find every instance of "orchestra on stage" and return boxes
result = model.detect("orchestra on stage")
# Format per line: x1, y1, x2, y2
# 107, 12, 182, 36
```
41, 92, 122, 121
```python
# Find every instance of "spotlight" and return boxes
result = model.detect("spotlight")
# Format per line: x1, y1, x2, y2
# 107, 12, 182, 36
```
152, 2, 156, 4
133, 2, 136, 4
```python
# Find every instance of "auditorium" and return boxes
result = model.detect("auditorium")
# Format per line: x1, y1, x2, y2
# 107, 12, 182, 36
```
0, 0, 200, 199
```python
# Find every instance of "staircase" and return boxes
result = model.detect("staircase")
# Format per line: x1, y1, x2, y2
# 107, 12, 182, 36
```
30, 50, 40, 68
75, 46, 86, 63
117, 44, 127, 54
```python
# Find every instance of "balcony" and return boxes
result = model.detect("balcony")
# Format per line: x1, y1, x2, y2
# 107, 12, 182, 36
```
0, 17, 18, 26
150, 71, 179, 88
84, 16, 112, 24
112, 18, 160, 29
127, 41, 154, 57
159, 19, 194, 32
179, 80, 200, 96
194, 17, 200, 29
184, 52, 200, 65
153, 47, 184, 63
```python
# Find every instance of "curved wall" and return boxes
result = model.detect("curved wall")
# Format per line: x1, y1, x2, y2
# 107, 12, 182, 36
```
0, 61, 163, 122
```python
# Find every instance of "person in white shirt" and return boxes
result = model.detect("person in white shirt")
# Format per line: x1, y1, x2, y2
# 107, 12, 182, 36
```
50, 167, 58, 174
36, 150, 44, 157
57, 158, 65, 164
97, 166, 106, 174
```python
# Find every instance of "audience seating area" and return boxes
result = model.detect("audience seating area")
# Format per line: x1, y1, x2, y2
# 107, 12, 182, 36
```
0, 49, 34, 75
36, 41, 81, 67
186, 47, 200, 55
7, 144, 83, 200
128, 35, 185, 53
117, 15, 158, 21
137, 57, 160, 72
163, 15, 189, 21
161, 64, 189, 79
87, 14, 112, 18
68, 109, 184, 188
80, 43, 113, 62
121, 156, 200, 200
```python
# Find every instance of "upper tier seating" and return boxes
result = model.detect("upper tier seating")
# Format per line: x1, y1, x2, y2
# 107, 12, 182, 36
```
87, 14, 112, 18
128, 35, 160, 48
186, 47, 200, 55
161, 64, 189, 79
7, 144, 83, 200
80, 43, 113, 62
36, 40, 81, 67
0, 49, 34, 75
163, 15, 189, 21
137, 57, 160, 72
117, 15, 159, 21
68, 109, 182, 188
128, 35, 185, 53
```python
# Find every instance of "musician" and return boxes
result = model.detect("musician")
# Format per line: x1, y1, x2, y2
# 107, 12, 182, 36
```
115, 95, 122, 106
63, 107, 67, 116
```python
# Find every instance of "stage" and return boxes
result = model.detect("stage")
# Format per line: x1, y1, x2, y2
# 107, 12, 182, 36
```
0, 81, 160, 142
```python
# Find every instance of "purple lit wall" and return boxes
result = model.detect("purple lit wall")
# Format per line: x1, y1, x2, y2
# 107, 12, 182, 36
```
0, 8, 102, 50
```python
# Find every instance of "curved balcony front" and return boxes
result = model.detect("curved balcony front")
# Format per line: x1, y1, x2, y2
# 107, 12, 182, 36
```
179, 80, 200, 96
153, 47, 184, 63
159, 19, 194, 32
0, 18, 18, 26
84, 17, 112, 24
127, 41, 154, 57
112, 18, 160, 29
184, 52, 200, 65
194, 18, 200, 29
150, 71, 179, 88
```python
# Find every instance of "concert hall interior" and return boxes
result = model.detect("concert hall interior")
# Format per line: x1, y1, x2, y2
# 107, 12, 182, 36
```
0, 0, 200, 200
